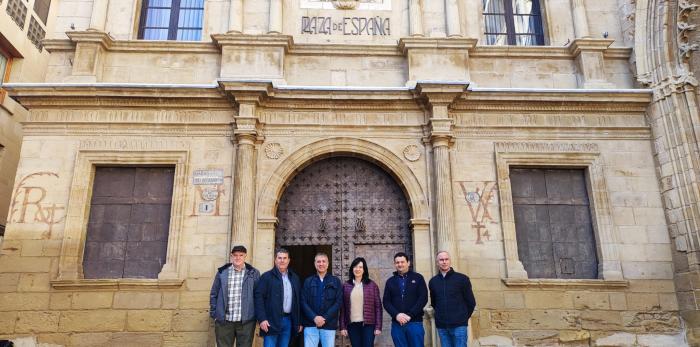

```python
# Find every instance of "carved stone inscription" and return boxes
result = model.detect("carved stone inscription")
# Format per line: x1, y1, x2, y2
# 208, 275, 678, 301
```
302, 16, 390, 35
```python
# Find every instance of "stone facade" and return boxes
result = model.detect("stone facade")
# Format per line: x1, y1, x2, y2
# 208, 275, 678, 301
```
0, 0, 696, 346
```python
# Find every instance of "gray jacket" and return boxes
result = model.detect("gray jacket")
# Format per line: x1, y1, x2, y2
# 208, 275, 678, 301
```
210, 262, 260, 322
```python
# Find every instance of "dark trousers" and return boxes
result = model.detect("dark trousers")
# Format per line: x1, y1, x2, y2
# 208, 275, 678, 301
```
347, 322, 376, 347
215, 320, 256, 347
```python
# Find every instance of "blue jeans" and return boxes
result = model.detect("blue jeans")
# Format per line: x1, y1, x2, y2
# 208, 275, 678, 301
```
347, 322, 376, 347
303, 326, 335, 347
437, 326, 468, 347
390, 321, 424, 347
263, 316, 292, 347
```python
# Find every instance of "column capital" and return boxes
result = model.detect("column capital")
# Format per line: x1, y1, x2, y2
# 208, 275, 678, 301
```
414, 80, 469, 108
428, 118, 455, 147
233, 116, 263, 144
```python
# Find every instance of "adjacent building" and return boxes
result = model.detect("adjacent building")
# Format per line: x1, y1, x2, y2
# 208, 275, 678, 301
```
0, 0, 698, 346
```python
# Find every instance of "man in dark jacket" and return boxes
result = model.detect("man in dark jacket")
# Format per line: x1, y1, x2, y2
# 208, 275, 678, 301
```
383, 252, 428, 347
210, 245, 261, 347
254, 248, 302, 347
301, 252, 342, 347
429, 251, 476, 347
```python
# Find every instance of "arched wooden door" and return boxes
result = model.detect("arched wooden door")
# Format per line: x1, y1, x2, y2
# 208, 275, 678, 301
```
276, 156, 413, 347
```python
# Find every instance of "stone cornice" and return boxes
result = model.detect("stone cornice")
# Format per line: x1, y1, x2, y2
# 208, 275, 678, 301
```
51, 31, 219, 54
211, 33, 293, 51
4, 83, 228, 108
398, 37, 478, 54
567, 38, 615, 57
289, 43, 401, 56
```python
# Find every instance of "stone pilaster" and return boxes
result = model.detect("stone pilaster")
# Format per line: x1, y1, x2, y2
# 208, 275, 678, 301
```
445, 0, 462, 37
415, 82, 468, 262
88, 0, 109, 31
228, 0, 243, 33
463, 0, 482, 39
399, 38, 476, 86
212, 34, 291, 83
269, 0, 283, 34
571, 0, 590, 38
409, 0, 424, 36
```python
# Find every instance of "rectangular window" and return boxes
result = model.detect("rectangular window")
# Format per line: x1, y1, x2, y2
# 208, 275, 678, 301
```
32, 0, 50, 24
138, 0, 204, 41
510, 168, 598, 279
483, 0, 545, 46
83, 167, 175, 279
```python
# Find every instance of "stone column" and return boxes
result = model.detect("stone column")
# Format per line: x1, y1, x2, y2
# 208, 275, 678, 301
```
431, 128, 457, 258
571, 0, 590, 38
269, 0, 283, 34
445, 0, 462, 37
231, 124, 257, 250
228, 0, 243, 33
409, 0, 424, 36
89, 0, 109, 31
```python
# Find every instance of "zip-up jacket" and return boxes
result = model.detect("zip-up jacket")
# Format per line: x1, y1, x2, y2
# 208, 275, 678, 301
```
429, 268, 476, 329
209, 262, 260, 323
301, 274, 343, 329
254, 267, 302, 337
382, 270, 428, 323
339, 280, 383, 331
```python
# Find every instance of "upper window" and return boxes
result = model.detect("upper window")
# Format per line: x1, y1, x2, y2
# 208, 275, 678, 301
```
33, 0, 51, 24
483, 0, 545, 46
82, 167, 175, 279
138, 0, 204, 41
510, 168, 598, 279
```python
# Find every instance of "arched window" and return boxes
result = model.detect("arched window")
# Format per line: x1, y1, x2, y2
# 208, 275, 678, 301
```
138, 0, 204, 41
483, 0, 545, 46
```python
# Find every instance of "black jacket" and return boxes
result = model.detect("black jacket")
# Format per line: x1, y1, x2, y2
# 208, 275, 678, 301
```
429, 268, 476, 329
301, 274, 342, 329
254, 267, 301, 337
383, 270, 428, 323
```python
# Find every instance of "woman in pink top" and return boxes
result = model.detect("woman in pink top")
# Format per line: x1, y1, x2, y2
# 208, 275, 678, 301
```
339, 257, 383, 347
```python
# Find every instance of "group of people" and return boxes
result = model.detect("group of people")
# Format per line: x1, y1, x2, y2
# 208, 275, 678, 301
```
210, 246, 476, 347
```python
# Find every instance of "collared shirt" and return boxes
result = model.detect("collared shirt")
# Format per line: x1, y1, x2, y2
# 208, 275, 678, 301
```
226, 266, 245, 321
282, 271, 292, 313
398, 272, 408, 299
315, 274, 325, 311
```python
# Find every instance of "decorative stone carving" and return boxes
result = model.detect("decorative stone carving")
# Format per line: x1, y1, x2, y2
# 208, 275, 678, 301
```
332, 0, 359, 9
653, 72, 699, 100
678, 0, 700, 61
403, 145, 421, 162
264, 143, 284, 159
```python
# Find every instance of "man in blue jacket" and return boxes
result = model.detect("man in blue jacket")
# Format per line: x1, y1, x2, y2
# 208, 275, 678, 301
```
301, 252, 342, 347
210, 245, 261, 347
429, 251, 476, 347
254, 248, 302, 347
383, 252, 428, 347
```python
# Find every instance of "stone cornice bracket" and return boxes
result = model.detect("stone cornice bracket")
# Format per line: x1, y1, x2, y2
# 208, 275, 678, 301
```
567, 38, 615, 89
63, 31, 116, 83
212, 34, 293, 82
678, 0, 700, 62
218, 80, 274, 144
399, 38, 477, 85
413, 81, 469, 146
66, 30, 116, 49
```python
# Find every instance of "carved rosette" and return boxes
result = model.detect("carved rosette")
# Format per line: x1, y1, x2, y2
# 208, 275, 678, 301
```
332, 0, 359, 9
403, 145, 421, 162
264, 143, 284, 159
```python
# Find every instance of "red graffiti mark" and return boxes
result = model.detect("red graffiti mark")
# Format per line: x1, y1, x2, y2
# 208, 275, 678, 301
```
458, 181, 498, 244
9, 172, 65, 238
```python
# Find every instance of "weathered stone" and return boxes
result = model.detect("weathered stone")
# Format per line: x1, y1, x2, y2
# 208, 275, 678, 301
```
37, 333, 70, 346
478, 335, 514, 347
15, 311, 60, 333
171, 310, 210, 332
17, 273, 51, 292
162, 292, 180, 309
59, 310, 127, 332
0, 311, 17, 334
109, 332, 164, 346
179, 291, 209, 309
126, 310, 172, 332
626, 293, 660, 311
0, 273, 20, 292
525, 291, 573, 309
559, 330, 591, 343
69, 333, 113, 347
593, 332, 637, 346
580, 310, 623, 331
49, 293, 73, 310
530, 310, 580, 330
0, 256, 52, 273
573, 292, 610, 310
71, 292, 113, 309
512, 330, 559, 346
113, 292, 161, 309
162, 332, 211, 347
0, 293, 50, 311
489, 310, 530, 330
637, 333, 686, 347
621, 311, 680, 333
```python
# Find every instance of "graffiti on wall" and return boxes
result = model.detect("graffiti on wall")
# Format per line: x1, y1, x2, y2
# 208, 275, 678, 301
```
8, 172, 66, 237
457, 181, 499, 244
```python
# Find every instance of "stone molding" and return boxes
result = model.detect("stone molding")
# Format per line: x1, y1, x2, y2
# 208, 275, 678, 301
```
502, 278, 629, 289
495, 141, 623, 280
51, 278, 184, 290
57, 150, 190, 282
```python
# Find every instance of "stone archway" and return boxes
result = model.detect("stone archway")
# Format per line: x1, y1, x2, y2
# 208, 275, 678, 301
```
276, 156, 412, 347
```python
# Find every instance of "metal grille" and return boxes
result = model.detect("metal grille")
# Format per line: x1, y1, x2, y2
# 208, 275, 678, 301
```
6, 0, 28, 29
511, 168, 598, 279
27, 17, 45, 51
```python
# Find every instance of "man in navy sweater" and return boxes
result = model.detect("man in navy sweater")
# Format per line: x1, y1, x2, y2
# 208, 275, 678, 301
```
428, 251, 476, 347
383, 252, 428, 347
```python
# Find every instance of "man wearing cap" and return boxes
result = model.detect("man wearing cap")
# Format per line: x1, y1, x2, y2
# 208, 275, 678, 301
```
210, 245, 261, 347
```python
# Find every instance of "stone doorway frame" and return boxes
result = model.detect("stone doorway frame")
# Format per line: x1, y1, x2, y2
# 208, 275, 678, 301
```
254, 137, 431, 275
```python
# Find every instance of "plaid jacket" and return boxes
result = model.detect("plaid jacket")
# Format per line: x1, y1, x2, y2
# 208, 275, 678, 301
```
339, 280, 383, 331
